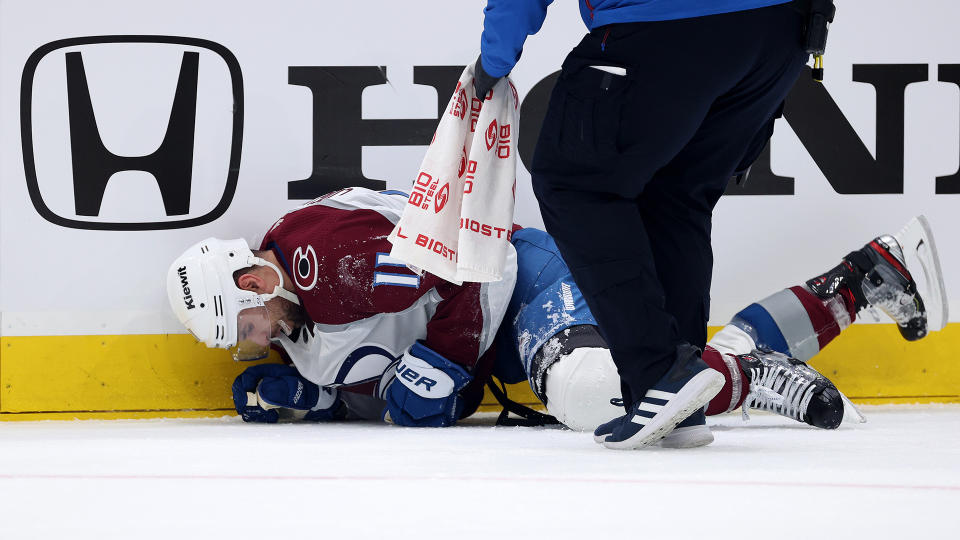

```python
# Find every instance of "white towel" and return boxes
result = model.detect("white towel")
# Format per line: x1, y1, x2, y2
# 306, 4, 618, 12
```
388, 64, 518, 285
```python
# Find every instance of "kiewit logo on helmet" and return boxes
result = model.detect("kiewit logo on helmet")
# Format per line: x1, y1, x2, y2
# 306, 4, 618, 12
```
21, 36, 243, 231
178, 266, 195, 310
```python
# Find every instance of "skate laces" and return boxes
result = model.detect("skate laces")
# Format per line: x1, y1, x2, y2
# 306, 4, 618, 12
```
743, 361, 817, 422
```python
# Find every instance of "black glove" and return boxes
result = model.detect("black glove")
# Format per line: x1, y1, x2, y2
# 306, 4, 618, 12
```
473, 55, 501, 98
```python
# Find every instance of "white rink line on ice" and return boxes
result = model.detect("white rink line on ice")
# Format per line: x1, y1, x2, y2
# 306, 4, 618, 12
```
2, 473, 958, 493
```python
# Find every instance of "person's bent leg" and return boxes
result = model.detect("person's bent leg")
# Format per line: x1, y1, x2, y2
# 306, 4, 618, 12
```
508, 229, 711, 445
505, 228, 634, 429
721, 285, 855, 362
704, 282, 859, 418
717, 216, 947, 365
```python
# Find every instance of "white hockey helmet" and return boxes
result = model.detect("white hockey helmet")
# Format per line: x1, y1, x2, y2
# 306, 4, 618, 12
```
166, 238, 300, 361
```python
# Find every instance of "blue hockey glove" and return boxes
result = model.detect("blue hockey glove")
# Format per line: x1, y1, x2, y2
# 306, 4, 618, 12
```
231, 364, 343, 423
383, 342, 472, 427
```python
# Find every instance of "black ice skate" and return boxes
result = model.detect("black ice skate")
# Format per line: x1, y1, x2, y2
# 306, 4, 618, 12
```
737, 349, 844, 429
806, 216, 948, 341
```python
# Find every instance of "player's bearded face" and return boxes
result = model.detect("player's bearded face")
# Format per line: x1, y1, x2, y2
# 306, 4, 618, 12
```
231, 305, 273, 361
267, 296, 305, 337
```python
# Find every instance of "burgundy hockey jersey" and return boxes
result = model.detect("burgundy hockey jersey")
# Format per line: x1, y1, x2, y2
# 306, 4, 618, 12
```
260, 187, 517, 401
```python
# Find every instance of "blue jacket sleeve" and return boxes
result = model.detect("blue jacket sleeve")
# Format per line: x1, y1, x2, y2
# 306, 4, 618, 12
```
480, 0, 554, 78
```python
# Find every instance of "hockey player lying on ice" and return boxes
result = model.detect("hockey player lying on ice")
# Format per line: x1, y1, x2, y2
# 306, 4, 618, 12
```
166, 188, 948, 448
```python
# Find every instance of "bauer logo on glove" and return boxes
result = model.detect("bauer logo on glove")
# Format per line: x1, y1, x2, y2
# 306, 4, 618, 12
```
395, 356, 458, 397
383, 342, 472, 427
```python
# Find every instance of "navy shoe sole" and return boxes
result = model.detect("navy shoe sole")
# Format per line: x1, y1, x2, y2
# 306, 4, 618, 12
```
602, 369, 725, 450
658, 423, 714, 448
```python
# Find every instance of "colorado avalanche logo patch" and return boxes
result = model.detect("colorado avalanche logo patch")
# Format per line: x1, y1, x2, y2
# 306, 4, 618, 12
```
434, 183, 450, 213
485, 119, 498, 150
292, 245, 319, 291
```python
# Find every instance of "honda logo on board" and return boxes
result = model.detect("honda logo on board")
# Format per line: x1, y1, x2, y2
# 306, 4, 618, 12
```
21, 36, 244, 230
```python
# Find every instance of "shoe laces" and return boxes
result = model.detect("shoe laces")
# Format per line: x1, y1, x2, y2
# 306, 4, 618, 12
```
742, 364, 817, 423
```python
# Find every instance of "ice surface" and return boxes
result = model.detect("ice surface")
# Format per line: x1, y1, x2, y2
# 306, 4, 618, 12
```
1, 406, 958, 539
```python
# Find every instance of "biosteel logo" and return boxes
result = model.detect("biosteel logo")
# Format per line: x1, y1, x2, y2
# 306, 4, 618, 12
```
434, 183, 450, 213
485, 119, 498, 150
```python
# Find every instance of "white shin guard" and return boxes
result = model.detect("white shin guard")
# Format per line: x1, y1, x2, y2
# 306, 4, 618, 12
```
543, 347, 623, 432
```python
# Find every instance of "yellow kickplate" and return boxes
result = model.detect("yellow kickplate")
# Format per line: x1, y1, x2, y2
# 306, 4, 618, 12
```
0, 334, 279, 415
2, 324, 959, 420
804, 323, 960, 400
0, 410, 235, 422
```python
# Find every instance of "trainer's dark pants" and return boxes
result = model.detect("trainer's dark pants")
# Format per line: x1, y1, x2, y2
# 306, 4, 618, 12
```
531, 4, 807, 406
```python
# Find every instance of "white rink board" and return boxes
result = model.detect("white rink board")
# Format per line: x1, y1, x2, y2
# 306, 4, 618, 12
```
0, 406, 958, 539
1, 0, 958, 336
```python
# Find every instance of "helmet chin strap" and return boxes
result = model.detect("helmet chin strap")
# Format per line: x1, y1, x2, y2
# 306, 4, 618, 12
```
250, 256, 302, 306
